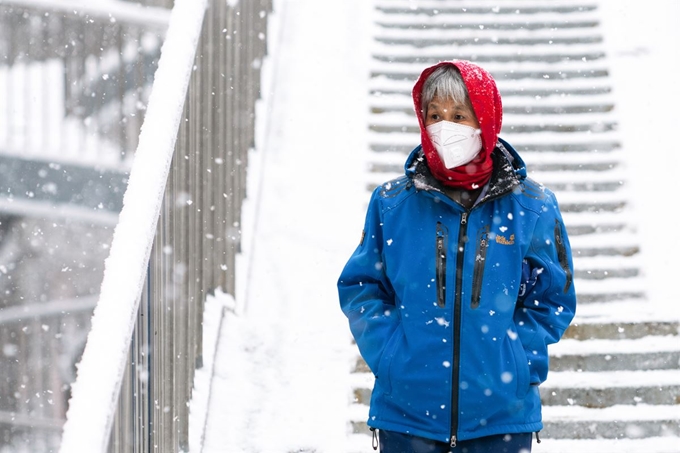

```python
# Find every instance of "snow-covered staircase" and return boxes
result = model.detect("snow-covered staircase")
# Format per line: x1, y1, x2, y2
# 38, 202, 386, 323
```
348, 1, 680, 451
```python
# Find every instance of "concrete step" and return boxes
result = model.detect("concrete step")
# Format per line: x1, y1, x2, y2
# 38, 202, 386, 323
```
570, 230, 640, 249
370, 85, 612, 98
352, 386, 371, 408
541, 370, 680, 407
539, 169, 629, 186
370, 142, 624, 157
347, 431, 680, 453
351, 338, 680, 374
372, 41, 608, 59
370, 75, 615, 98
368, 142, 621, 154
370, 122, 618, 135
374, 34, 604, 48
567, 222, 626, 236
367, 143, 622, 156
375, 2, 598, 16
513, 142, 621, 153
368, 127, 621, 142
542, 404, 680, 439
364, 165, 631, 189
573, 267, 639, 280
502, 122, 617, 134
572, 274, 646, 292
350, 368, 680, 408
370, 117, 618, 135
372, 67, 609, 83
363, 155, 629, 184
573, 254, 642, 269
568, 300, 679, 331
371, 58, 609, 74
370, 96, 617, 115
574, 291, 645, 304
525, 161, 620, 172
550, 336, 680, 372
348, 403, 680, 440
532, 436, 680, 453
549, 181, 623, 193
570, 245, 640, 259
367, 160, 626, 186
373, 12, 604, 39
564, 321, 679, 341
371, 104, 616, 116
362, 181, 629, 204
373, 50, 607, 65
374, 13, 601, 32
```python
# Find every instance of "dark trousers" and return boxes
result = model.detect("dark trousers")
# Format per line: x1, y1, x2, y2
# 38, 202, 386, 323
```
378, 429, 532, 453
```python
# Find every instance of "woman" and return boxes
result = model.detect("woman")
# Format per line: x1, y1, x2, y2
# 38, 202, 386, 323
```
337, 60, 577, 453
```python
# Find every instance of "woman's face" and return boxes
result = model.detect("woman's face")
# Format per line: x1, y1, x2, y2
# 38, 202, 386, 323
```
424, 95, 479, 129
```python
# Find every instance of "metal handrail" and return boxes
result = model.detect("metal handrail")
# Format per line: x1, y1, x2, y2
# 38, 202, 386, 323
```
58, 0, 208, 451
59, 0, 272, 451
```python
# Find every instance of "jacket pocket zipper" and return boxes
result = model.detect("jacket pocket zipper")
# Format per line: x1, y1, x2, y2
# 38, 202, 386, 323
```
436, 222, 447, 308
554, 220, 573, 293
470, 225, 490, 309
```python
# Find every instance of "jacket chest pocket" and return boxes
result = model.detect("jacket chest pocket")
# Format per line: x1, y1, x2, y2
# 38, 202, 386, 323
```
470, 226, 490, 309
435, 222, 448, 308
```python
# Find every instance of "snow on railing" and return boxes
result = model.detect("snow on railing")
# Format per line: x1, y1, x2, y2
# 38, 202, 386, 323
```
58, 0, 207, 451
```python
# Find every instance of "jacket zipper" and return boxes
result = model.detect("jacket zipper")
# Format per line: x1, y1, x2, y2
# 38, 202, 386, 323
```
450, 211, 468, 448
554, 220, 573, 293
436, 222, 447, 308
470, 225, 490, 309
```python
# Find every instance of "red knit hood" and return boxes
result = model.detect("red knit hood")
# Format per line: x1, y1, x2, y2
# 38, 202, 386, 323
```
412, 60, 503, 190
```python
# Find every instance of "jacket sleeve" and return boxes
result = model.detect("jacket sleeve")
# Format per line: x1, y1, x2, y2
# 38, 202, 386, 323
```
337, 188, 399, 376
514, 191, 576, 384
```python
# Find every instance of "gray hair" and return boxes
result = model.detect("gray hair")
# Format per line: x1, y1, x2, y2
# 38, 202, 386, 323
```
420, 65, 470, 118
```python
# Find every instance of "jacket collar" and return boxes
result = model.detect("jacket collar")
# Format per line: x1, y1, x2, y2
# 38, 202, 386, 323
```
406, 137, 526, 203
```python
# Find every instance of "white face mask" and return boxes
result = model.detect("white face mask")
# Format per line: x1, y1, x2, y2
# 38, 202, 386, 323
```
426, 121, 482, 169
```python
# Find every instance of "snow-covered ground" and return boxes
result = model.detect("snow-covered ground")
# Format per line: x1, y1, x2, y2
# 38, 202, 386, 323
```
200, 1, 371, 450
198, 1, 680, 452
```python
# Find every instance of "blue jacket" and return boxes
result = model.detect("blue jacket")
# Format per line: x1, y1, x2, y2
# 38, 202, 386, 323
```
338, 139, 577, 444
